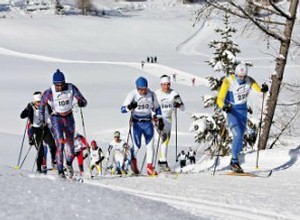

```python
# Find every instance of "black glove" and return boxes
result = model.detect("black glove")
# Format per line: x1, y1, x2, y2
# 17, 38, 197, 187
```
78, 100, 86, 107
222, 104, 232, 113
127, 101, 137, 110
174, 95, 183, 108
261, 83, 269, 93
157, 118, 164, 131
29, 137, 35, 146
247, 106, 253, 115
39, 121, 47, 129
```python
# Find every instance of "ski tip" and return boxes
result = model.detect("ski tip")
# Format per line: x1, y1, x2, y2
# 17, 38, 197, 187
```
15, 166, 20, 170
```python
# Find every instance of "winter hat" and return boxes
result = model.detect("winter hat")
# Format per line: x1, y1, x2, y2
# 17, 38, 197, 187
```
160, 75, 171, 84
53, 69, 65, 85
91, 140, 97, 147
235, 63, 248, 77
135, 76, 148, 89
33, 91, 42, 102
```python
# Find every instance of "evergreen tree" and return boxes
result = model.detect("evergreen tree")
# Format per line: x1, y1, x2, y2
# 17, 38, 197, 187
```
190, 12, 257, 158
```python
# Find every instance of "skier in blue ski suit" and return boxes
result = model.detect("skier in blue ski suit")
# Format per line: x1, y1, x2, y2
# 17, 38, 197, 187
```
39, 69, 87, 178
217, 63, 268, 173
121, 76, 164, 175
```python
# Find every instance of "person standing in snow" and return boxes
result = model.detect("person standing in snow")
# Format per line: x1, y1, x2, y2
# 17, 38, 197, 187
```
74, 133, 89, 176
217, 63, 268, 173
192, 78, 196, 87
39, 69, 87, 178
187, 147, 196, 164
155, 75, 184, 172
121, 76, 164, 176
20, 91, 57, 173
106, 131, 130, 175
89, 140, 105, 177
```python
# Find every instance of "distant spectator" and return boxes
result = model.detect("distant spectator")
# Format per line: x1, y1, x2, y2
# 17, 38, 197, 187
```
172, 73, 177, 81
146, 57, 150, 63
154, 56, 157, 63
141, 60, 145, 69
150, 57, 153, 63
192, 78, 196, 87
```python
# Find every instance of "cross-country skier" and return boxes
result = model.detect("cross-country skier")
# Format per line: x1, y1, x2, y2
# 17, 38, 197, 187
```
39, 69, 87, 178
20, 91, 57, 173
106, 131, 130, 175
89, 140, 105, 177
187, 147, 196, 164
177, 150, 187, 168
121, 76, 164, 176
74, 133, 89, 176
217, 63, 268, 173
155, 75, 184, 172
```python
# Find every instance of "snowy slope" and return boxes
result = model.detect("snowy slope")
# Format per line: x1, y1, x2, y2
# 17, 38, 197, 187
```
0, 1, 300, 219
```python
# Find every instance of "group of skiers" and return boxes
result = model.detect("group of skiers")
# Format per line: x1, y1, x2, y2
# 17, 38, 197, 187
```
177, 147, 197, 169
121, 74, 185, 175
20, 62, 268, 178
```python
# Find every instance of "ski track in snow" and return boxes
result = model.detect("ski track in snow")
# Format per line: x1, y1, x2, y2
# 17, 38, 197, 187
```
0, 46, 208, 87
80, 178, 292, 220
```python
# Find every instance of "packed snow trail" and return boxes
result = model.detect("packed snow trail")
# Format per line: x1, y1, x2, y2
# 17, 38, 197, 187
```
0, 47, 208, 87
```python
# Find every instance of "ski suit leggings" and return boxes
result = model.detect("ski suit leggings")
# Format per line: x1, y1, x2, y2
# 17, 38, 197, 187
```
131, 120, 154, 164
51, 114, 75, 171
227, 107, 247, 162
31, 127, 56, 170
159, 118, 172, 162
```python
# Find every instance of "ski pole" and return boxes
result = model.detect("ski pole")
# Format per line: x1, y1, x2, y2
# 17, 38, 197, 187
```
212, 125, 226, 176
19, 144, 33, 169
256, 88, 266, 169
175, 108, 178, 163
140, 151, 147, 172
80, 108, 92, 176
123, 111, 133, 167
80, 108, 87, 138
16, 119, 29, 169
153, 130, 161, 169
32, 129, 45, 172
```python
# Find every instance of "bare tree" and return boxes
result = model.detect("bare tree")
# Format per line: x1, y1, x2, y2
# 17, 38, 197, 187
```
77, 0, 93, 15
195, 0, 299, 150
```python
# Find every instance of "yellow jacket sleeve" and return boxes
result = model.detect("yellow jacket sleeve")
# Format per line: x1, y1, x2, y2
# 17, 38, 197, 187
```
248, 76, 262, 92
217, 77, 230, 109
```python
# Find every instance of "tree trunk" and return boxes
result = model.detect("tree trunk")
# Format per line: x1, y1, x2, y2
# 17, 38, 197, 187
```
258, 0, 299, 150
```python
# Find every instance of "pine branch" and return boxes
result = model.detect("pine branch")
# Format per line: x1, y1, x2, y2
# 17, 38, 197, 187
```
269, 110, 299, 149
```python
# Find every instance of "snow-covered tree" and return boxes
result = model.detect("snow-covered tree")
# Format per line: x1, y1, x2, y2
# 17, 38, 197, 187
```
190, 12, 258, 157
206, 12, 240, 76
195, 0, 300, 153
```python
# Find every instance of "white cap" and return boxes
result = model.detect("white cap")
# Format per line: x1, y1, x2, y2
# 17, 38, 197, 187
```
33, 91, 42, 102
235, 63, 248, 77
160, 75, 171, 84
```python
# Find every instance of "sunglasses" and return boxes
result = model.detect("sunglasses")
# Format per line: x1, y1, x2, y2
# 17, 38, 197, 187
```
55, 83, 65, 87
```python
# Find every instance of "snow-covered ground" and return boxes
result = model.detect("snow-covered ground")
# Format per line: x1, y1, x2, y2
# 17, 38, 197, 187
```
0, 0, 299, 219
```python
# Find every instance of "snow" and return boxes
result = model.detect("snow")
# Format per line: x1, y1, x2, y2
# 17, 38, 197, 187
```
0, 0, 300, 219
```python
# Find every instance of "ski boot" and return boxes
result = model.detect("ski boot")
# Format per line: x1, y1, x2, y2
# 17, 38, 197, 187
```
131, 158, 140, 175
230, 159, 244, 173
147, 163, 158, 176
158, 161, 171, 172
67, 165, 74, 178
41, 165, 48, 174
58, 170, 66, 179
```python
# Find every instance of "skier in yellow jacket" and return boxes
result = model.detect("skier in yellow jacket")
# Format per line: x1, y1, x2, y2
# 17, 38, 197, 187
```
217, 63, 268, 173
